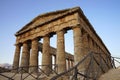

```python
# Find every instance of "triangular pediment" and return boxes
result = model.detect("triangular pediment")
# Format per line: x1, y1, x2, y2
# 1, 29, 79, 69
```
15, 7, 81, 36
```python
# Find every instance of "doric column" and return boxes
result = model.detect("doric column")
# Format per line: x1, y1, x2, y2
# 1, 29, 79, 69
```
67, 59, 70, 70
83, 33, 89, 54
89, 38, 94, 51
83, 33, 91, 69
20, 41, 30, 72
54, 55, 56, 65
97, 46, 100, 53
73, 26, 83, 64
29, 38, 39, 73
73, 25, 84, 71
54, 55, 57, 72
42, 35, 51, 74
13, 43, 21, 71
56, 30, 66, 73
94, 43, 97, 52
71, 60, 73, 68
66, 59, 68, 70
50, 54, 52, 71
98, 47, 101, 53
99, 49, 102, 53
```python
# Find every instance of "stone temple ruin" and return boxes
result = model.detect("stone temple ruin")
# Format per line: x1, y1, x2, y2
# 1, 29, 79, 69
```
12, 7, 113, 79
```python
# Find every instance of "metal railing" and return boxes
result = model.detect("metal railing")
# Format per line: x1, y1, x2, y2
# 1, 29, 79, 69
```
50, 52, 114, 80
0, 64, 58, 80
0, 52, 120, 80
111, 56, 120, 68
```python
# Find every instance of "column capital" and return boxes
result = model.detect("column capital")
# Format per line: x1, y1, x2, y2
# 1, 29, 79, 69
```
21, 40, 29, 45
44, 34, 51, 38
57, 29, 67, 34
83, 32, 89, 41
14, 43, 22, 47
31, 37, 39, 41
72, 24, 82, 30
83, 32, 88, 36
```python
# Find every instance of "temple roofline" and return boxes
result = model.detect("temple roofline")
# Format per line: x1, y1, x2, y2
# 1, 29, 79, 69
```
15, 7, 82, 36
15, 6, 110, 55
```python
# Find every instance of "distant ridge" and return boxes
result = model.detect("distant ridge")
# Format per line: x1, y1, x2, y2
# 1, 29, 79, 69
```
0, 63, 12, 69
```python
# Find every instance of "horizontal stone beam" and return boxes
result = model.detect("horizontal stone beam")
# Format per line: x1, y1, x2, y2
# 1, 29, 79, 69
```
38, 42, 74, 61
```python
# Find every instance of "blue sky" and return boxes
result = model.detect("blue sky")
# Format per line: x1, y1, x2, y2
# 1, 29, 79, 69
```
0, 0, 120, 64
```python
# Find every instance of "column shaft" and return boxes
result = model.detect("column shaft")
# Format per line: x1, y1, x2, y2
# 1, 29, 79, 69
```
67, 59, 70, 70
89, 38, 93, 51
20, 41, 30, 72
56, 30, 66, 73
29, 38, 39, 73
73, 26, 84, 71
71, 61, 73, 68
42, 36, 51, 74
83, 33, 92, 70
83, 33, 89, 54
93, 42, 97, 52
13, 44, 21, 71
54, 55, 56, 65
50, 55, 52, 70
54, 55, 57, 72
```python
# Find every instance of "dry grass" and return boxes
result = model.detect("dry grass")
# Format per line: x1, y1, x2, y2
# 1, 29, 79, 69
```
0, 72, 36, 80
99, 68, 120, 80
1, 68, 120, 80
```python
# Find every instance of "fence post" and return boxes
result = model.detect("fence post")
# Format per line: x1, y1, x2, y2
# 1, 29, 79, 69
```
112, 58, 116, 68
20, 67, 23, 80
74, 67, 78, 80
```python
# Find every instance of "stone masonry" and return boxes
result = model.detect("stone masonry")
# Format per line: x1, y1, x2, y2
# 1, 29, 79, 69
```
13, 7, 112, 75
